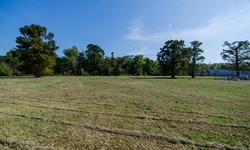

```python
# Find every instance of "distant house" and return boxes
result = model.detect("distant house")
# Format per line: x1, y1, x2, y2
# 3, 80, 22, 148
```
210, 69, 250, 79
209, 69, 236, 76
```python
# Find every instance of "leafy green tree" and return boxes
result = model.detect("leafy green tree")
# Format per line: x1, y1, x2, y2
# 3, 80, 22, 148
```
143, 58, 160, 76
9, 24, 59, 77
157, 40, 189, 78
241, 62, 250, 71
189, 41, 205, 78
84, 44, 105, 75
113, 55, 133, 75
197, 63, 209, 76
102, 56, 112, 75
207, 63, 220, 70
63, 46, 79, 75
113, 57, 125, 75
77, 51, 87, 75
121, 55, 134, 75
131, 55, 145, 76
102, 52, 118, 76
221, 41, 250, 76
5, 50, 23, 75
110, 52, 117, 74
0, 54, 15, 76
0, 56, 5, 62
54, 56, 67, 75
177, 52, 190, 76
0, 62, 12, 76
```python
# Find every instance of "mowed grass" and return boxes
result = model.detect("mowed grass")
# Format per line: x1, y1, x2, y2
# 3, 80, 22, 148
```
0, 76, 249, 149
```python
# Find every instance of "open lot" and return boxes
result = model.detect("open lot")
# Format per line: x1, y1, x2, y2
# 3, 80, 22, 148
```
0, 76, 249, 149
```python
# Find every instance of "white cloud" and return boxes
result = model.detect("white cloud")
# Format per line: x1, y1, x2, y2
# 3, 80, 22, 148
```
125, 19, 168, 42
175, 3, 250, 41
124, 2, 250, 62
125, 20, 145, 41
126, 2, 250, 42
127, 43, 154, 56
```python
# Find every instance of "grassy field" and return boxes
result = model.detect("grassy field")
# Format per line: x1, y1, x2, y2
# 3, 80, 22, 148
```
0, 76, 249, 149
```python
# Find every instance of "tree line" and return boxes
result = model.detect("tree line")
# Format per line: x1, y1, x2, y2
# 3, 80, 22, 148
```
0, 24, 249, 77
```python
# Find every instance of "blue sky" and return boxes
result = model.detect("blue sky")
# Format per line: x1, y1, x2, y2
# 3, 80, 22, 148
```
0, 0, 249, 63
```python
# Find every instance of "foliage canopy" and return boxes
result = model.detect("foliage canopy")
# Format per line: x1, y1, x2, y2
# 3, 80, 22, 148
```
157, 40, 189, 78
1, 24, 250, 77
9, 24, 59, 77
221, 41, 250, 76
189, 41, 205, 78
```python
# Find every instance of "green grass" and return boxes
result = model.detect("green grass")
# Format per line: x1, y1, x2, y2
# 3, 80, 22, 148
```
0, 76, 249, 149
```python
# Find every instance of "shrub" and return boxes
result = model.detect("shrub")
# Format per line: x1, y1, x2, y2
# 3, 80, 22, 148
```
0, 63, 13, 76
80, 68, 89, 76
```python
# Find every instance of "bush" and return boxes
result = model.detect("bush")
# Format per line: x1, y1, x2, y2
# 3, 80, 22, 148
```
0, 63, 13, 76
80, 68, 89, 76
12, 71, 22, 76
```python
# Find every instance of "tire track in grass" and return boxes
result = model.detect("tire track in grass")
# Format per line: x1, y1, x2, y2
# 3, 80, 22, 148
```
0, 137, 52, 150
177, 109, 249, 120
1, 97, 115, 107
0, 111, 244, 150
1, 100, 249, 130
2, 97, 246, 122
132, 101, 249, 122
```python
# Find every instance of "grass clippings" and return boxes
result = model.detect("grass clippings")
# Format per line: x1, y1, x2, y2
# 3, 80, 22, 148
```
0, 76, 249, 149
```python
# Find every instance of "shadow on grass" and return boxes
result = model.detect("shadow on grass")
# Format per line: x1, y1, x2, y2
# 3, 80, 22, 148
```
0, 76, 36, 79
130, 76, 213, 80
0, 76, 214, 80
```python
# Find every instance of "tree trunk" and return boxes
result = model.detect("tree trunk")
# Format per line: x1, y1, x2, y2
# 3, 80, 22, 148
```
171, 64, 175, 78
191, 70, 195, 78
171, 52, 176, 79
35, 74, 42, 78
35, 70, 42, 78
191, 63, 195, 78
191, 54, 196, 78
235, 49, 240, 76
